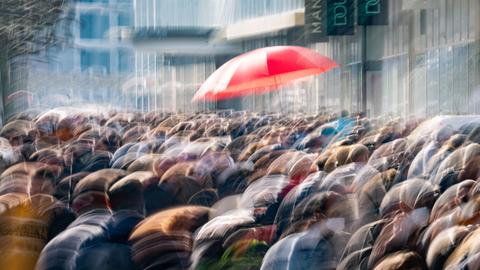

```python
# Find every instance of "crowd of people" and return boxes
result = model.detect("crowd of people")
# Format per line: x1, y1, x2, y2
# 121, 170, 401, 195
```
1, 107, 480, 269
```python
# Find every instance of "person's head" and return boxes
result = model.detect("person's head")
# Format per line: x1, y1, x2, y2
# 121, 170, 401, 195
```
341, 110, 350, 118
446, 134, 467, 149
72, 169, 127, 213
30, 165, 61, 195
347, 144, 370, 163
431, 125, 454, 143
108, 178, 144, 214
466, 126, 480, 145
72, 191, 109, 214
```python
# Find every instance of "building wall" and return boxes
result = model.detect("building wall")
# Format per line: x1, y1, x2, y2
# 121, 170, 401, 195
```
76, 0, 134, 75
131, 0, 306, 113
6, 0, 137, 117
5, 0, 478, 117
131, 54, 216, 113
240, 0, 480, 117
131, 0, 480, 117
132, 0, 219, 112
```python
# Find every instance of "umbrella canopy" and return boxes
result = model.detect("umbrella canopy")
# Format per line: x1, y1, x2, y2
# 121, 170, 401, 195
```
193, 46, 338, 101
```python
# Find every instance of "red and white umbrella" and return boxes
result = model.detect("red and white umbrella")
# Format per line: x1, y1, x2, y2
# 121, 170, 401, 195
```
193, 46, 338, 102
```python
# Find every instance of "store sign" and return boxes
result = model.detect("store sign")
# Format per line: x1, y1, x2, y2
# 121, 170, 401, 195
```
305, 0, 328, 43
327, 0, 355, 35
358, 0, 389, 25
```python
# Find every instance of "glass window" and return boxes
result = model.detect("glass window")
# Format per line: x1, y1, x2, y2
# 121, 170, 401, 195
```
118, 49, 133, 73
118, 12, 132, 27
79, 0, 108, 3
80, 13, 110, 39
426, 49, 440, 116
80, 50, 110, 74
412, 53, 427, 116
468, 42, 480, 113
439, 47, 453, 113
453, 45, 469, 113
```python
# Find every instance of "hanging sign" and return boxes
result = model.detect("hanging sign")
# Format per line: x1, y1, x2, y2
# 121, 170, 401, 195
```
358, 0, 389, 25
305, 0, 329, 43
326, 0, 355, 35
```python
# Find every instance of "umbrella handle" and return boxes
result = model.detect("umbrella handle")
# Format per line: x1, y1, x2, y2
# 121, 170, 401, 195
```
277, 89, 283, 113
273, 75, 283, 113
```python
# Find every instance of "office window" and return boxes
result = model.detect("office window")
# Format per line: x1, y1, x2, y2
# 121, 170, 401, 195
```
80, 13, 110, 39
426, 49, 440, 116
79, 0, 108, 3
411, 54, 427, 116
439, 47, 453, 113
453, 45, 469, 113
420, 9, 427, 36
81, 50, 110, 74
118, 12, 132, 27
118, 49, 133, 73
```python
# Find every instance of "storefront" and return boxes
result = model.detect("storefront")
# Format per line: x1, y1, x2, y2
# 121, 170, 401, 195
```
132, 0, 480, 117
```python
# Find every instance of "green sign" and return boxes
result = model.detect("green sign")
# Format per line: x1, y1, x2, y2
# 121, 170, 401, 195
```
358, 0, 389, 25
327, 0, 354, 35
305, 0, 329, 43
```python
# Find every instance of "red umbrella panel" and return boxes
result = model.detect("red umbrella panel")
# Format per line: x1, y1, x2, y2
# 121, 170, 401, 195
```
193, 46, 338, 102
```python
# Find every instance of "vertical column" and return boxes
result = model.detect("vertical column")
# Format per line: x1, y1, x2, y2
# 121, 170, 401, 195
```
0, 45, 8, 125
407, 10, 415, 116
361, 26, 367, 115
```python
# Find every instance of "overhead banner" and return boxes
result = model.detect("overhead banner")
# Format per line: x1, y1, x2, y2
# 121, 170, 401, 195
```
358, 0, 389, 25
326, 0, 355, 35
305, 0, 328, 43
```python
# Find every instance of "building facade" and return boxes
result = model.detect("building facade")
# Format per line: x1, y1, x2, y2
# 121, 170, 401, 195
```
132, 0, 480, 117
75, 0, 133, 75
4, 0, 136, 118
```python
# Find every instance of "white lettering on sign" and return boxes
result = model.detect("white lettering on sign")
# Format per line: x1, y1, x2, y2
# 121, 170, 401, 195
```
312, 0, 324, 9
306, 0, 327, 41
310, 0, 325, 33
366, 0, 381, 14
312, 22, 324, 33
312, 10, 323, 21
333, 0, 348, 26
